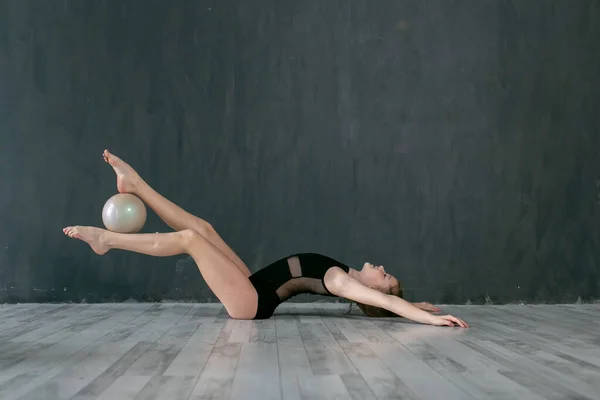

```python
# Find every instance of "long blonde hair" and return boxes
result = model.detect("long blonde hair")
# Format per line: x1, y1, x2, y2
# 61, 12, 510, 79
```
350, 282, 404, 318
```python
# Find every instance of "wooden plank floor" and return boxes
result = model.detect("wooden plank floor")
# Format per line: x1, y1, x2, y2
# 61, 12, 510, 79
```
0, 303, 599, 400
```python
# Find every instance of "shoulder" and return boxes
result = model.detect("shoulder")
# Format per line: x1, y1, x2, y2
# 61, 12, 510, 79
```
323, 266, 352, 292
324, 269, 392, 310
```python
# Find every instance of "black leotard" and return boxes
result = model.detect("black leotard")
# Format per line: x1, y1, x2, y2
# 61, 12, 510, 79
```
248, 253, 351, 319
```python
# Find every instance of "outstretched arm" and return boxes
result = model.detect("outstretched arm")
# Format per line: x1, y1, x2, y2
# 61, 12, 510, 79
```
327, 269, 468, 327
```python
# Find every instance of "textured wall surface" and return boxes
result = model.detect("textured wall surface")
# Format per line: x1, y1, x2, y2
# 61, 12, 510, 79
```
1, 0, 599, 304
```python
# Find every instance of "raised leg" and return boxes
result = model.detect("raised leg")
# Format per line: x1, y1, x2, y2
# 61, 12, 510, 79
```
63, 226, 257, 319
102, 149, 251, 277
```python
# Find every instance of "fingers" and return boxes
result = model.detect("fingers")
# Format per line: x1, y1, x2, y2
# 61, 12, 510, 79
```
429, 304, 442, 312
434, 315, 469, 328
419, 302, 442, 313
444, 315, 469, 328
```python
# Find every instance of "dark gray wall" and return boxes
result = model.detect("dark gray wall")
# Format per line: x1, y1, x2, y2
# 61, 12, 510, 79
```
1, 0, 599, 304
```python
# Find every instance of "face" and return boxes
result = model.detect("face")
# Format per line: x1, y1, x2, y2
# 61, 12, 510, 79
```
360, 262, 400, 294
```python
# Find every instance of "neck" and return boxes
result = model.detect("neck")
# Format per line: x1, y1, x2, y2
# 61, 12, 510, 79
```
347, 268, 361, 280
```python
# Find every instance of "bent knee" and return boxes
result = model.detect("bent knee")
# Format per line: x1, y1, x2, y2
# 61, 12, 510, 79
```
179, 228, 205, 247
193, 221, 215, 238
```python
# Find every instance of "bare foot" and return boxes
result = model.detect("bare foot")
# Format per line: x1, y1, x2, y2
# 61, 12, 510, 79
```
63, 226, 110, 255
103, 149, 142, 194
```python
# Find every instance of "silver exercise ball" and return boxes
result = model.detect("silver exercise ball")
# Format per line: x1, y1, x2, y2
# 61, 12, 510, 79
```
102, 193, 147, 233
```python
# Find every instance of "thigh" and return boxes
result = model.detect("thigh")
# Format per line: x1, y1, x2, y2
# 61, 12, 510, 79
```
186, 231, 257, 319
194, 221, 252, 277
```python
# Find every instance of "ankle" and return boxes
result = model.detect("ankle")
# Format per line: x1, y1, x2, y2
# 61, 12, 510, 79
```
99, 231, 112, 248
133, 178, 149, 195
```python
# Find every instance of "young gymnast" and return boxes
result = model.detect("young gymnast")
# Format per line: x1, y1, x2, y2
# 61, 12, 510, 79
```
63, 150, 468, 328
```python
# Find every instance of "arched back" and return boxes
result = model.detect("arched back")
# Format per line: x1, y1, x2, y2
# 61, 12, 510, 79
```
249, 253, 350, 303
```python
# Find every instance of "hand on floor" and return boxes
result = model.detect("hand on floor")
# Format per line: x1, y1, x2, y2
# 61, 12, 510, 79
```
413, 302, 441, 313
431, 314, 469, 328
